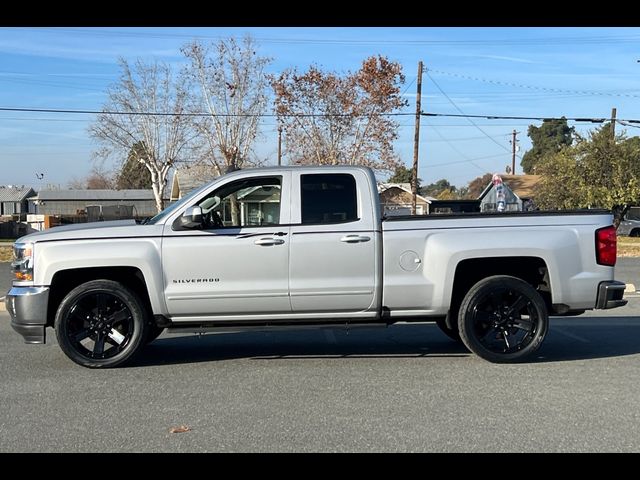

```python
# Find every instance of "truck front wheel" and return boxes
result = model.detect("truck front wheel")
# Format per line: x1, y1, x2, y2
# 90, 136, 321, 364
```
458, 275, 548, 363
54, 280, 149, 368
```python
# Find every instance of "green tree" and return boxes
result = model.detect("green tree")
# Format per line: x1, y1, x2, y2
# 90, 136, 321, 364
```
437, 188, 457, 200
422, 178, 455, 198
521, 118, 575, 174
387, 165, 420, 187
116, 142, 152, 189
535, 125, 640, 227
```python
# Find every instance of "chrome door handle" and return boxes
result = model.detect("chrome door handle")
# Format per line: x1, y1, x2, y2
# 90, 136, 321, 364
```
340, 235, 371, 243
254, 238, 285, 246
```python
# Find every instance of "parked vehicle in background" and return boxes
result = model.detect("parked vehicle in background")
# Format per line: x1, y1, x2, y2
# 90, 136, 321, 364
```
5, 166, 627, 368
617, 207, 640, 237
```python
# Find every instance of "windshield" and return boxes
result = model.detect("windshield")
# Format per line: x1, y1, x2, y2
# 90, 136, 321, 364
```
145, 182, 215, 225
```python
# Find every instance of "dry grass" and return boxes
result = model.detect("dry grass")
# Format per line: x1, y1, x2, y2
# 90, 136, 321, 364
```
617, 237, 640, 257
0, 244, 12, 262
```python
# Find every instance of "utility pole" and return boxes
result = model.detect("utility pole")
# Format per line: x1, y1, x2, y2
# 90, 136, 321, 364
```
411, 61, 423, 215
510, 130, 519, 175
610, 107, 617, 141
277, 126, 283, 166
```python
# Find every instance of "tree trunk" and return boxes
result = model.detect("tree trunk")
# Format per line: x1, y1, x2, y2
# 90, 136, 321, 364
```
612, 204, 630, 230
149, 168, 166, 213
230, 194, 240, 226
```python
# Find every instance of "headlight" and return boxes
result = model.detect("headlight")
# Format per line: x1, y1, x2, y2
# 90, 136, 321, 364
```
12, 242, 34, 284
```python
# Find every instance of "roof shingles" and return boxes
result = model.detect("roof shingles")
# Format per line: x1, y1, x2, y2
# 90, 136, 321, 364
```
0, 187, 35, 202
36, 189, 169, 201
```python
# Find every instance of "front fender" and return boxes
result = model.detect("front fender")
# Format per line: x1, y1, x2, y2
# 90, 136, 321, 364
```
34, 237, 166, 315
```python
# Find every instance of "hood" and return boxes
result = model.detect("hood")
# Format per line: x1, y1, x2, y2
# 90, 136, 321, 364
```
17, 219, 164, 243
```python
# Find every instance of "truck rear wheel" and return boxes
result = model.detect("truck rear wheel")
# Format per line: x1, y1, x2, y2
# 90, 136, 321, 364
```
458, 275, 548, 363
54, 280, 148, 368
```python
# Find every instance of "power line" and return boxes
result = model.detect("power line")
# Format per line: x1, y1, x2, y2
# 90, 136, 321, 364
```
619, 120, 640, 130
427, 125, 486, 173
2, 105, 637, 124
426, 72, 513, 155
427, 153, 507, 168
424, 134, 511, 142
422, 112, 621, 123
0, 106, 416, 118
400, 76, 417, 97
0, 105, 640, 124
427, 68, 640, 99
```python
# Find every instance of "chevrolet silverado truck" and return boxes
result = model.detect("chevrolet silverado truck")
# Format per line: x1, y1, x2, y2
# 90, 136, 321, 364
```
5, 166, 627, 367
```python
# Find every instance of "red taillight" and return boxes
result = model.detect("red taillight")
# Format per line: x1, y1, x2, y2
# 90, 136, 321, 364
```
596, 225, 617, 266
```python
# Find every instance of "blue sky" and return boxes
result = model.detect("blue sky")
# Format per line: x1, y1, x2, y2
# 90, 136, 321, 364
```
1, 26, 640, 189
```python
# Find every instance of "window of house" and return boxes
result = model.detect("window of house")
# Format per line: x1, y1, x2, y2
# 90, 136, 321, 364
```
483, 203, 496, 212
300, 174, 358, 225
198, 176, 282, 228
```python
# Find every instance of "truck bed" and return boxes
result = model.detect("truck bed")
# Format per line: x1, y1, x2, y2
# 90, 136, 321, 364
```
381, 209, 615, 317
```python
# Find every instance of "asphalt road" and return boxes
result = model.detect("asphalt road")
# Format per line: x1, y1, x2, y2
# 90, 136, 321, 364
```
1, 261, 10, 298
613, 257, 640, 289
2, 300, 640, 452
2, 258, 640, 452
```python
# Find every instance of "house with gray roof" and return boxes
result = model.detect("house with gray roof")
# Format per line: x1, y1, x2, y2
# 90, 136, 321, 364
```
0, 186, 36, 216
377, 182, 433, 216
478, 175, 541, 212
170, 165, 218, 201
29, 189, 169, 218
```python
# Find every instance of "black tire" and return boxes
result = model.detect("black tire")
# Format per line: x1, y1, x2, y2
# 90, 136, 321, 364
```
145, 324, 165, 344
458, 275, 548, 363
631, 229, 640, 238
54, 279, 149, 368
435, 315, 461, 342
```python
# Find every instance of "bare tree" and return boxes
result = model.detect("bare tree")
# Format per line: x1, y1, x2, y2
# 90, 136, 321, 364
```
271, 56, 408, 172
89, 59, 194, 212
67, 161, 115, 189
182, 36, 271, 175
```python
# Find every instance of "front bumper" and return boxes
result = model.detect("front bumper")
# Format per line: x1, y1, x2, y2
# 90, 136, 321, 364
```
5, 286, 49, 344
595, 281, 627, 310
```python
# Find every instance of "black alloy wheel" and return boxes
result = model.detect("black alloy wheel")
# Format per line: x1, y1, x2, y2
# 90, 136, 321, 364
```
55, 280, 148, 368
458, 275, 548, 363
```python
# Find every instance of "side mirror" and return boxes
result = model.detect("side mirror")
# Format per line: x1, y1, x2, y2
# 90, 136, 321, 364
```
175, 205, 203, 229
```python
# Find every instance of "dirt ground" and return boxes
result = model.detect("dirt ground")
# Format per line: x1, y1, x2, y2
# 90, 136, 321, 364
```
0, 244, 11, 263
617, 237, 640, 257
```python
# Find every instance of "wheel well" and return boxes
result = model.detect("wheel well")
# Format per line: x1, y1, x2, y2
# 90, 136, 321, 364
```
450, 257, 551, 315
630, 228, 640, 237
46, 267, 152, 327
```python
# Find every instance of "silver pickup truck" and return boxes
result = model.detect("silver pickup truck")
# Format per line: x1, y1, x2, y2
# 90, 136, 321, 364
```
5, 166, 627, 367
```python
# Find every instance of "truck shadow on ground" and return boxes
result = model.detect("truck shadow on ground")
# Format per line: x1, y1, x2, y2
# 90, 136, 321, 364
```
134, 317, 640, 367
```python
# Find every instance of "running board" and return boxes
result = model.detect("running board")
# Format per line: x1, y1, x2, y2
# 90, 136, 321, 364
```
167, 321, 388, 335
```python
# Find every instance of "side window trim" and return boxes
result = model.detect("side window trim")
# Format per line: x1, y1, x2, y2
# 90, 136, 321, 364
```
214, 176, 283, 229
171, 173, 290, 231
